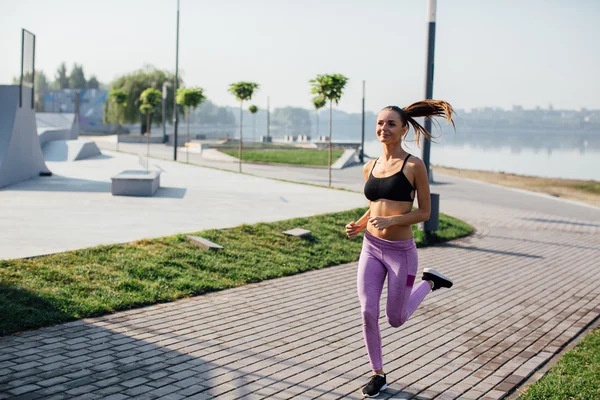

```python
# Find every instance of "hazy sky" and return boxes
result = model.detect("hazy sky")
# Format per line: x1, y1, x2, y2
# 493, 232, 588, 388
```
1, 0, 598, 113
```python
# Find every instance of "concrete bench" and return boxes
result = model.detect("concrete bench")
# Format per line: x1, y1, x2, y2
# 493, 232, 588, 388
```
111, 170, 160, 197
283, 228, 312, 238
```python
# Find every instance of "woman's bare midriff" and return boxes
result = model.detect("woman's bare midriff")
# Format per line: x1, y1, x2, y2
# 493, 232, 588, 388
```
367, 199, 415, 240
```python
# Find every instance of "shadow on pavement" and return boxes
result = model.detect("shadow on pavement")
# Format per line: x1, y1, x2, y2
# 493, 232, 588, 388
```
438, 243, 544, 259
520, 217, 600, 228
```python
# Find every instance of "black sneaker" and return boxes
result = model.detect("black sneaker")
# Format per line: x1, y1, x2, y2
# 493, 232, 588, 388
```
422, 268, 453, 291
361, 374, 387, 398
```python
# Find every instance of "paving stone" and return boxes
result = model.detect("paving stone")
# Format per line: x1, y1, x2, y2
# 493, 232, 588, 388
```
7, 384, 42, 396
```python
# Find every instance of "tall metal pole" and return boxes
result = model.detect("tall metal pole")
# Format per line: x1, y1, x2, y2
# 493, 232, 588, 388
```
31, 32, 36, 110
19, 29, 24, 108
162, 81, 170, 143
360, 80, 365, 163
238, 102, 243, 172
266, 96, 270, 141
328, 100, 332, 187
316, 108, 319, 138
173, 0, 180, 161
422, 0, 436, 182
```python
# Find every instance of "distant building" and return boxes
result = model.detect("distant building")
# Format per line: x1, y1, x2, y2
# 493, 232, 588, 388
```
43, 89, 111, 133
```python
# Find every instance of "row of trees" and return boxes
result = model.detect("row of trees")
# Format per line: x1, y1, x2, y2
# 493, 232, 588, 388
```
13, 63, 102, 111
105, 68, 349, 185
310, 74, 349, 186
104, 67, 179, 133
52, 63, 101, 90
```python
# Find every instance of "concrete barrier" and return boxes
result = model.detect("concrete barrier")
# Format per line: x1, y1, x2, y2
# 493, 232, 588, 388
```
331, 149, 360, 170
36, 112, 78, 143
0, 85, 51, 188
111, 170, 160, 197
43, 140, 102, 162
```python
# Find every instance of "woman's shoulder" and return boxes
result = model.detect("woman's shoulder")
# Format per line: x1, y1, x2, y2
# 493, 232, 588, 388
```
363, 158, 377, 172
406, 154, 424, 168
363, 159, 376, 180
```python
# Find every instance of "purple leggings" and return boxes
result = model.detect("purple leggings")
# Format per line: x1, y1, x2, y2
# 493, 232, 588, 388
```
357, 231, 431, 371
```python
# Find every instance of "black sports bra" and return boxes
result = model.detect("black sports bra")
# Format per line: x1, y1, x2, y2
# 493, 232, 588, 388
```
364, 154, 415, 202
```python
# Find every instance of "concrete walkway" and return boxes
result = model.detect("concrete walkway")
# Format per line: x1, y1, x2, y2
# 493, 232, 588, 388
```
0, 149, 365, 260
1, 141, 599, 399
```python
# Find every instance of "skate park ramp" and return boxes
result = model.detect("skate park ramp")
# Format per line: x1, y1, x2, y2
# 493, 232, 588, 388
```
43, 139, 102, 162
36, 112, 79, 146
0, 85, 51, 189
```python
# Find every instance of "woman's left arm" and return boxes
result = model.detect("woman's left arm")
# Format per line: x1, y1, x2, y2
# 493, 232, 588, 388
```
369, 160, 431, 229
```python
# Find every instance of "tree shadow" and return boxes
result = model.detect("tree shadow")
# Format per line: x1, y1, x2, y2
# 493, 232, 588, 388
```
430, 181, 453, 186
438, 243, 544, 259
153, 187, 187, 199
0, 314, 356, 399
486, 234, 600, 252
0, 285, 73, 337
520, 217, 600, 228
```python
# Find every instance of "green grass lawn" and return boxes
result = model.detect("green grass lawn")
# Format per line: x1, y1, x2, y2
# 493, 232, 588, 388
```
219, 148, 345, 166
0, 208, 473, 336
519, 327, 600, 399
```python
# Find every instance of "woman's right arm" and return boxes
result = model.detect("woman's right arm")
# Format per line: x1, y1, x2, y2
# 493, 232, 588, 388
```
345, 160, 374, 238
345, 209, 370, 238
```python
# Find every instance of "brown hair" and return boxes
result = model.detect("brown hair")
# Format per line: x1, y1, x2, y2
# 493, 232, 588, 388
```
382, 100, 455, 147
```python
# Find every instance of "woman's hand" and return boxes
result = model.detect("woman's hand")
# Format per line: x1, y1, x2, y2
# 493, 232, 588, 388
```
345, 221, 364, 238
368, 216, 394, 230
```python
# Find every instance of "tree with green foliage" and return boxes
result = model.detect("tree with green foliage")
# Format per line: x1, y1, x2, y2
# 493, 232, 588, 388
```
68, 64, 87, 89
248, 104, 258, 142
312, 95, 326, 138
177, 87, 207, 163
87, 76, 100, 89
106, 89, 128, 151
309, 74, 349, 186
228, 82, 259, 172
54, 63, 69, 90
138, 88, 162, 162
139, 88, 162, 135
106, 90, 128, 124
108, 66, 182, 134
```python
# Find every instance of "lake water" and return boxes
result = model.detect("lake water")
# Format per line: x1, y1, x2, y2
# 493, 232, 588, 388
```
362, 127, 600, 181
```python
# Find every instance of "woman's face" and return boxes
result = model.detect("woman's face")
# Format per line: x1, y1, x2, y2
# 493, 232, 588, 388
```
376, 109, 407, 145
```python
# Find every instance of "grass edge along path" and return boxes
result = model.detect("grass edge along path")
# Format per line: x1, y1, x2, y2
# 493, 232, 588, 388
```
0, 207, 473, 336
219, 148, 345, 166
518, 326, 600, 400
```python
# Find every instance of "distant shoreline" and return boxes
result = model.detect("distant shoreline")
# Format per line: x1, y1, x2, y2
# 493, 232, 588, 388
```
432, 165, 599, 207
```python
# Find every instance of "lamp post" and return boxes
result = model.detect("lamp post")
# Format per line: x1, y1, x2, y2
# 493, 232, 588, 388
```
422, 0, 437, 182
266, 96, 270, 142
422, 0, 440, 238
360, 80, 365, 163
162, 81, 171, 144
173, 0, 180, 161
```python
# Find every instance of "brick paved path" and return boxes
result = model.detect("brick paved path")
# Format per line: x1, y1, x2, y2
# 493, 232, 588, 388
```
1, 172, 599, 399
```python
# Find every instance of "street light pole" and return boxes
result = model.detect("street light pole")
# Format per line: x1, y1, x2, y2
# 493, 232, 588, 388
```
422, 0, 441, 239
266, 96, 270, 141
162, 81, 171, 144
422, 0, 437, 182
360, 80, 365, 163
173, 0, 180, 161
